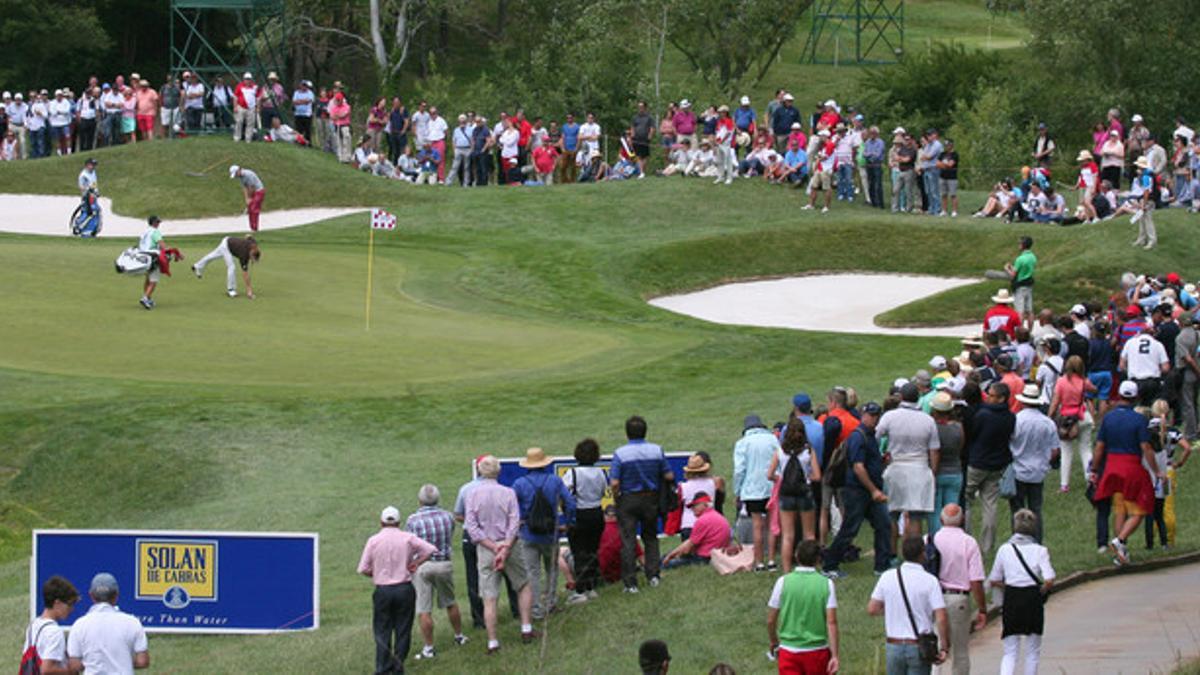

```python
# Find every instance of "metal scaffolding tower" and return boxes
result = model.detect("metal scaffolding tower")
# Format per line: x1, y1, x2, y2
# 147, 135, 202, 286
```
804, 0, 904, 65
169, 0, 288, 130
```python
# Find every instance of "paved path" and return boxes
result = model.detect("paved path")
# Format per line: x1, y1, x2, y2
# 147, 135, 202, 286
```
649, 273, 979, 337
968, 563, 1200, 674
0, 193, 362, 238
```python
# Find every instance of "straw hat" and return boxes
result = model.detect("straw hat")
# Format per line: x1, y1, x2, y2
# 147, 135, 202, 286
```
1076, 149, 1093, 162
930, 391, 954, 412
1015, 383, 1042, 405
991, 289, 1015, 304
1135, 155, 1151, 169
683, 454, 711, 475
518, 447, 552, 469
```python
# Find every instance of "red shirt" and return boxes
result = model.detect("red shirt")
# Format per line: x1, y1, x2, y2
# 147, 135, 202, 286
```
517, 119, 532, 148
689, 508, 731, 557
817, 111, 841, 130
983, 305, 1022, 338
1001, 372, 1025, 413
599, 521, 638, 583
533, 146, 558, 173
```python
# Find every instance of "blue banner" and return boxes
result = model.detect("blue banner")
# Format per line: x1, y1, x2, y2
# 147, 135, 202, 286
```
32, 530, 318, 634
491, 452, 692, 535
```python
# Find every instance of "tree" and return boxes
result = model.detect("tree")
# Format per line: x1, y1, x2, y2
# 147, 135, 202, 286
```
667, 0, 813, 97
296, 0, 448, 87
0, 0, 113, 88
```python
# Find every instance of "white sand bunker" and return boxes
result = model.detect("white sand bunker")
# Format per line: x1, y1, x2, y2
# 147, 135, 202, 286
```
0, 194, 363, 238
649, 273, 980, 337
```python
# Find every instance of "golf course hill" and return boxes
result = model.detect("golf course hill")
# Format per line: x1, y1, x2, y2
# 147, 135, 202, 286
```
1, 137, 1195, 673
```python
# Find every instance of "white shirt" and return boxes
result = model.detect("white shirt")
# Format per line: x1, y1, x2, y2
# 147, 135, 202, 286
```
988, 536, 1054, 589
27, 101, 48, 131
78, 168, 98, 193
184, 82, 205, 110
1036, 354, 1062, 404
79, 95, 99, 120
49, 99, 72, 127
66, 603, 148, 675
102, 91, 124, 114
870, 562, 946, 639
499, 128, 519, 158
561, 465, 608, 510
579, 122, 601, 154
425, 115, 448, 142
1073, 320, 1091, 339
23, 617, 66, 666
768, 567, 837, 653
411, 111, 431, 142
1121, 333, 1168, 379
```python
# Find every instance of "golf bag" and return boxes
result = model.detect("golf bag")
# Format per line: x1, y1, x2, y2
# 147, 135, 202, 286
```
114, 248, 155, 275
71, 189, 102, 237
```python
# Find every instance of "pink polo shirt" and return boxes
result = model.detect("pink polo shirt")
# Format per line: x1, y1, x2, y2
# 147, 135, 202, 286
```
357, 526, 436, 586
932, 526, 985, 592
689, 507, 731, 558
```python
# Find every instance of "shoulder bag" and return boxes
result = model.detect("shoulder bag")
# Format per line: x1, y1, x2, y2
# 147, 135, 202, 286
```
1009, 543, 1048, 603
896, 566, 941, 663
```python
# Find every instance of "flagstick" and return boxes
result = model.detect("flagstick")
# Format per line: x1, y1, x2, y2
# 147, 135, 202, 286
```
365, 225, 375, 331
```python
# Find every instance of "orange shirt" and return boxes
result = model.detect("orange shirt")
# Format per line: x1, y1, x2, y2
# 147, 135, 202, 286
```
135, 88, 159, 116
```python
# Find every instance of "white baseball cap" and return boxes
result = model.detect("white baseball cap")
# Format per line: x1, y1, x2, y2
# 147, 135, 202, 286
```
1070, 304, 1087, 316
242, 72, 253, 80
893, 377, 910, 389
740, 96, 750, 105
892, 126, 906, 136
929, 355, 948, 370
824, 99, 837, 107
228, 164, 240, 178
380, 506, 400, 524
818, 129, 830, 137
1118, 380, 1139, 399
782, 93, 795, 101
680, 99, 691, 108
2, 91, 10, 99
1132, 114, 1144, 123
791, 122, 801, 130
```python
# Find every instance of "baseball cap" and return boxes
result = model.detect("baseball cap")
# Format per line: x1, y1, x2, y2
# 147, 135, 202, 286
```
792, 393, 812, 411
101, 83, 110, 90
1167, 272, 1182, 285
791, 122, 801, 130
892, 126, 906, 136
824, 99, 837, 107
739, 96, 750, 105
1070, 303, 1087, 316
783, 93, 795, 101
1, 92, 9, 99
243, 72, 253, 79
228, 164, 240, 178
381, 506, 400, 524
1132, 114, 1144, 123
680, 99, 691, 108
913, 369, 932, 385
861, 402, 883, 416
687, 492, 712, 507
90, 572, 119, 595
743, 414, 765, 430
13, 93, 22, 100
147, 215, 161, 225
1125, 304, 1142, 318
892, 377, 910, 390
929, 355, 947, 370
1118, 380, 1139, 399
996, 354, 1014, 369
854, 114, 864, 121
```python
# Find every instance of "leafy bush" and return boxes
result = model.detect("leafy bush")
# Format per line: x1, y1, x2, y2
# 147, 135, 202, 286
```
947, 86, 1034, 189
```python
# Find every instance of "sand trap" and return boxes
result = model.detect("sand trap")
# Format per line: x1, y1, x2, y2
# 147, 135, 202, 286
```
649, 273, 980, 337
0, 194, 363, 238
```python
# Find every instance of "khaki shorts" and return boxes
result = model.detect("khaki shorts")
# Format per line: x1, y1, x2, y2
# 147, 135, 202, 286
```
1014, 286, 1033, 315
811, 171, 833, 191
477, 541, 528, 599
146, 268, 161, 283
413, 560, 456, 613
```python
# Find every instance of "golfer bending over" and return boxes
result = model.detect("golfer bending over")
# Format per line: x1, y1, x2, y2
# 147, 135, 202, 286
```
229, 164, 265, 231
193, 235, 260, 298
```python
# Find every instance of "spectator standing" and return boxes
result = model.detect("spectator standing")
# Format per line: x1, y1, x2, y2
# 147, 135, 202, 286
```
464, 455, 537, 653
558, 113, 580, 183
1120, 322, 1169, 406
864, 126, 886, 209
512, 447, 576, 620
929, 392, 964, 535
178, 72, 203, 133
28, 91, 49, 157
932, 505, 987, 675
426, 107, 448, 181
447, 114, 474, 186
892, 131, 917, 212
1009, 384, 1057, 542
470, 115, 492, 187
984, 289, 1022, 339
822, 402, 891, 577
867, 536, 950, 674
405, 485, 468, 661
562, 438, 607, 604
453, 456, 518, 630
714, 105, 736, 185
258, 72, 286, 128
1099, 129, 1124, 189
1032, 123, 1055, 169
210, 75, 233, 129
385, 97, 408, 165
119, 87, 137, 144
1175, 313, 1200, 440
771, 93, 801, 152
966, 382, 1016, 554
7, 92, 29, 157
673, 100, 697, 151
766, 540, 840, 675
22, 576, 79, 675
329, 92, 352, 163
66, 573, 150, 674
734, 414, 783, 571
358, 505, 437, 674
938, 138, 959, 217
1092, 381, 1164, 565
232, 73, 258, 142
48, 89, 73, 154
292, 80, 315, 143
1048, 354, 1095, 492
366, 97, 387, 152
132, 81, 158, 142
988, 509, 1055, 675
611, 415, 672, 592
767, 413, 820, 572
159, 74, 180, 137
877, 383, 939, 540
918, 128, 944, 215
629, 101, 655, 177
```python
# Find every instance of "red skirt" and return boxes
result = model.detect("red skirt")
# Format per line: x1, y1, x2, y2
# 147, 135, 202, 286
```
1094, 453, 1155, 514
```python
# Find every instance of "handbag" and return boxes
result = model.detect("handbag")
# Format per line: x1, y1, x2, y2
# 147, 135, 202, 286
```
896, 566, 941, 663
1053, 413, 1080, 440
999, 464, 1018, 499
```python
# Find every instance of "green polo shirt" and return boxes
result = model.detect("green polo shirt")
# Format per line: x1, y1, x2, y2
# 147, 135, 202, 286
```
1013, 250, 1036, 286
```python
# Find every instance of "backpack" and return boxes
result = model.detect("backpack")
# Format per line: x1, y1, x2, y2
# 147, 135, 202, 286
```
923, 534, 941, 576
19, 622, 48, 675
526, 476, 557, 536
779, 448, 809, 497
823, 430, 857, 488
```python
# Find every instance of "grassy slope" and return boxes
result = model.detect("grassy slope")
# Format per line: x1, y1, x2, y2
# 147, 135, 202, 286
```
1, 135, 1198, 674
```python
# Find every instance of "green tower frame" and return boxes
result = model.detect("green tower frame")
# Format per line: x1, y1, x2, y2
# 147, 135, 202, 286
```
804, 0, 904, 65
169, 0, 288, 130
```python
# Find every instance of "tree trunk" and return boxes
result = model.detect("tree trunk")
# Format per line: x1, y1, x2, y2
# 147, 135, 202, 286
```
369, 0, 389, 72
653, 6, 668, 102
496, 0, 508, 37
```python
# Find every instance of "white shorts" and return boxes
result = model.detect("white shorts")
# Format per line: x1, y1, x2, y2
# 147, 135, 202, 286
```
1015, 286, 1033, 314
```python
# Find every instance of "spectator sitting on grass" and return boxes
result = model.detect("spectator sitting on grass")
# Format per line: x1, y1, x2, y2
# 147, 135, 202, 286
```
660, 139, 691, 176
416, 147, 441, 185
267, 117, 303, 145
662, 492, 734, 568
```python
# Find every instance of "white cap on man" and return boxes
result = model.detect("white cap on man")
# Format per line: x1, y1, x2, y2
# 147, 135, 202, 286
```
1070, 304, 1087, 316
1132, 114, 1144, 123
1119, 380, 1139, 399
243, 72, 253, 80
783, 93, 795, 101
228, 164, 240, 179
740, 95, 750, 105
380, 506, 400, 524
680, 99, 691, 108
2, 91, 10, 100
929, 355, 948, 370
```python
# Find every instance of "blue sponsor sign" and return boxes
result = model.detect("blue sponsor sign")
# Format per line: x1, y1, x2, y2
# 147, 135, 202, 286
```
32, 530, 318, 634
490, 452, 692, 536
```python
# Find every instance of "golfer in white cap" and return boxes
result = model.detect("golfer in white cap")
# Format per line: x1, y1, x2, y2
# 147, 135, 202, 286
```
66, 572, 149, 674
229, 165, 266, 231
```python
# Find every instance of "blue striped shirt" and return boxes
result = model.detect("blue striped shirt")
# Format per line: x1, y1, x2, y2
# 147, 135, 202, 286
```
610, 439, 668, 493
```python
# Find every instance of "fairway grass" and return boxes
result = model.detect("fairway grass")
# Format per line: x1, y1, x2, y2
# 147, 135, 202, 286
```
2, 138, 1197, 674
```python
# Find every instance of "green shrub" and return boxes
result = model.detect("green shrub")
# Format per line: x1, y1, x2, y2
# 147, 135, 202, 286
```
947, 86, 1033, 189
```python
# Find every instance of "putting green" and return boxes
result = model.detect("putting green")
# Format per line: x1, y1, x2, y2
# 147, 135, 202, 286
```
0, 237, 679, 390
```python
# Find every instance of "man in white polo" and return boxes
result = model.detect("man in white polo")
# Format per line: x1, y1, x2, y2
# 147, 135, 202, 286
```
1120, 320, 1170, 406
868, 536, 949, 674
67, 573, 149, 674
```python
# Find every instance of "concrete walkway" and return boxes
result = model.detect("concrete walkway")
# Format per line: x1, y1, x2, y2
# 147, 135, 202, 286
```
968, 563, 1200, 674
0, 193, 362, 238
